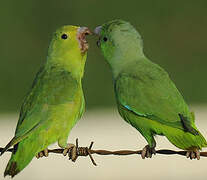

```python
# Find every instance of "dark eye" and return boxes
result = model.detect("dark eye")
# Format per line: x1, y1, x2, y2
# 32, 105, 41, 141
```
61, 34, 68, 40
103, 37, 108, 42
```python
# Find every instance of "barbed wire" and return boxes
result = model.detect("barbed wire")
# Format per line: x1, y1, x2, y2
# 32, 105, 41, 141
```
1, 138, 207, 166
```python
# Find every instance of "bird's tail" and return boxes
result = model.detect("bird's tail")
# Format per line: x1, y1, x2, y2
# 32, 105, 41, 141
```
164, 127, 207, 150
163, 112, 207, 150
4, 142, 37, 177
4, 155, 19, 178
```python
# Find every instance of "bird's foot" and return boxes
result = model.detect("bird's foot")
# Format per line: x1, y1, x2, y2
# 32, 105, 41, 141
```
36, 148, 49, 159
186, 149, 200, 160
141, 145, 156, 159
63, 143, 77, 162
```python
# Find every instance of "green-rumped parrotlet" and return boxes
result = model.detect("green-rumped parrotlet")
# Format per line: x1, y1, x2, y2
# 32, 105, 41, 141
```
1, 25, 91, 177
94, 19, 207, 159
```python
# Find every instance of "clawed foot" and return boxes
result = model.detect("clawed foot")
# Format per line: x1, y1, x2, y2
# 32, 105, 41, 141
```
141, 145, 156, 159
63, 143, 77, 162
186, 150, 200, 160
36, 149, 49, 159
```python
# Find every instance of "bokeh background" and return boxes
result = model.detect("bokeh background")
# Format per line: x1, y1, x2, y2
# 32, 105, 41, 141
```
0, 0, 207, 179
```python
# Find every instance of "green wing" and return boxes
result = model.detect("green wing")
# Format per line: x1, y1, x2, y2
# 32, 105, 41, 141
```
1, 65, 79, 154
115, 60, 198, 135
16, 65, 79, 136
15, 66, 45, 134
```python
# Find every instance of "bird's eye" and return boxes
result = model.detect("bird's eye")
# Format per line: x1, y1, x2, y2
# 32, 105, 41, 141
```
103, 37, 108, 42
61, 34, 68, 40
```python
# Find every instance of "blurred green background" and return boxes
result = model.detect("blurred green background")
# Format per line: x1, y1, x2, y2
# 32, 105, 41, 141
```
0, 0, 207, 112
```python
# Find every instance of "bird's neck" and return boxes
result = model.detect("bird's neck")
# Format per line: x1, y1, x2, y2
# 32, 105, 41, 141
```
110, 51, 145, 79
46, 51, 86, 80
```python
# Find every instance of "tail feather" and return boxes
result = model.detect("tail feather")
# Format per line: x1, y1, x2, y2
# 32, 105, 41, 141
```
164, 127, 207, 150
3, 144, 20, 177
3, 126, 53, 177
4, 160, 20, 178
4, 141, 38, 177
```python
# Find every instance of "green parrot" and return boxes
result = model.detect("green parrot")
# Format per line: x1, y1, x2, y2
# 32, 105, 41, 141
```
1, 25, 91, 177
94, 19, 207, 159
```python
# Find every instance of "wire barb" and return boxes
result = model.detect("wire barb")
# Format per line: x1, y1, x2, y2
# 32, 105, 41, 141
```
72, 139, 97, 166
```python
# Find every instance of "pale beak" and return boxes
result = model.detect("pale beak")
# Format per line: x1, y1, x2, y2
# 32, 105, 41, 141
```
94, 26, 102, 47
77, 27, 92, 53
94, 26, 102, 35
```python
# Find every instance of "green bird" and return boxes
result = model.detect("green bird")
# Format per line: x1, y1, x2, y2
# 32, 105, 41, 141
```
1, 25, 91, 177
94, 19, 207, 159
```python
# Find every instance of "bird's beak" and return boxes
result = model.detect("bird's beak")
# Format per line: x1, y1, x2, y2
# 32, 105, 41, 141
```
94, 26, 102, 35
94, 26, 102, 47
77, 27, 92, 54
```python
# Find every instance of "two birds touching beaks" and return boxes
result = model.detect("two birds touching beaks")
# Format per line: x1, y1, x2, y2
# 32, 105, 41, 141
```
1, 19, 207, 177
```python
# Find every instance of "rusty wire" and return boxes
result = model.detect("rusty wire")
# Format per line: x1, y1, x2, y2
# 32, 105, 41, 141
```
1, 138, 207, 166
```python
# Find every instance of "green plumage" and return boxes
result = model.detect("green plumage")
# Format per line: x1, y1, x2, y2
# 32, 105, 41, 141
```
96, 19, 207, 152
1, 25, 87, 177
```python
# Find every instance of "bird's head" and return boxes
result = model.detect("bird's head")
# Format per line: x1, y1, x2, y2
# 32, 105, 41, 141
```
94, 19, 144, 68
47, 25, 91, 77
49, 25, 91, 58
